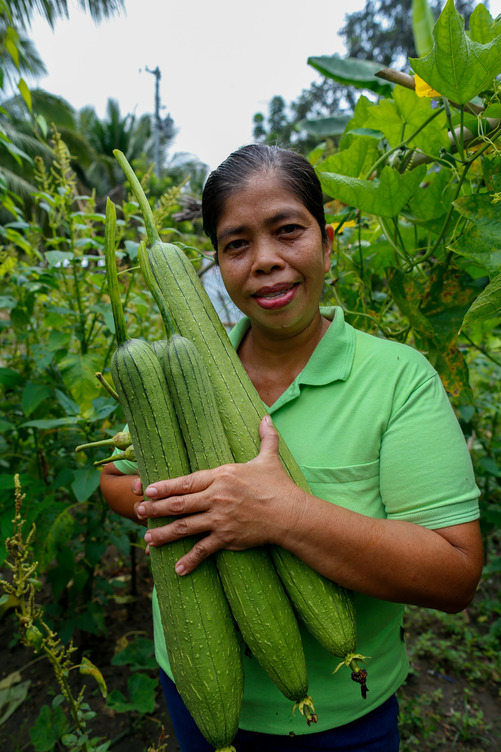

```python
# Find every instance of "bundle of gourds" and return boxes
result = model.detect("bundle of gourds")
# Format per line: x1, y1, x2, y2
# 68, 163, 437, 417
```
79, 152, 368, 752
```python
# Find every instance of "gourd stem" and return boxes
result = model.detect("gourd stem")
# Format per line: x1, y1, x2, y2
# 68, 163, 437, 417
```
76, 437, 116, 452
94, 451, 127, 467
113, 149, 161, 246
95, 372, 120, 402
105, 199, 128, 346
138, 240, 177, 338
75, 430, 131, 453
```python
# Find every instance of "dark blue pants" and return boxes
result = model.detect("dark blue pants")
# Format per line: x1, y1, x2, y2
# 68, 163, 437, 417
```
159, 669, 400, 751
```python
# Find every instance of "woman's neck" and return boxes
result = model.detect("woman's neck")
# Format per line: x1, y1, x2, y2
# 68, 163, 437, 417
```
237, 312, 330, 406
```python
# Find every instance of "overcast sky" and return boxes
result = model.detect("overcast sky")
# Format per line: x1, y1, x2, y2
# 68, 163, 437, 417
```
27, 0, 365, 169
27, 0, 500, 171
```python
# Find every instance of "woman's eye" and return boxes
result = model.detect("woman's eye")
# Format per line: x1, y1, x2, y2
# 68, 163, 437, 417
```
225, 239, 246, 251
279, 224, 301, 236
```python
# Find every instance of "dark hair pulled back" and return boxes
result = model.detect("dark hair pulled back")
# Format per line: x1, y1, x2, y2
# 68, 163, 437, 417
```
202, 144, 327, 254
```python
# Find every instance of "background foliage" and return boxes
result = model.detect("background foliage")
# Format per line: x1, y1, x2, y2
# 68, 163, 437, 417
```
1, 0, 500, 749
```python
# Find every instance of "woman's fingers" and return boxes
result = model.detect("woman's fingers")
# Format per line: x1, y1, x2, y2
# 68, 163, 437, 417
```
143, 514, 228, 576
174, 536, 222, 575
143, 467, 215, 501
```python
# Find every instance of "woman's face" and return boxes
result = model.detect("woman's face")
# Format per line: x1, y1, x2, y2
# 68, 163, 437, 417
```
216, 171, 331, 339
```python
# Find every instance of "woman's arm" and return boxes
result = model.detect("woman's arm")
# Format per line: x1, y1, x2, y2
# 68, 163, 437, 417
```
100, 462, 146, 526
137, 416, 483, 614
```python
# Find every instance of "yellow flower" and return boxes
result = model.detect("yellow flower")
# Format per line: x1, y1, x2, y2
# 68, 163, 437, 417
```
414, 74, 441, 98
330, 219, 357, 234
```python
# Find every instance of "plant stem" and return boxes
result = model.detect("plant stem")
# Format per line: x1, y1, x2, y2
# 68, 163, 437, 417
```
105, 199, 128, 346
113, 150, 161, 246
462, 334, 501, 368
365, 108, 443, 179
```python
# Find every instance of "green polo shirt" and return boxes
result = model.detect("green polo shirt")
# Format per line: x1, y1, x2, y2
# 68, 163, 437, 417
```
115, 306, 480, 735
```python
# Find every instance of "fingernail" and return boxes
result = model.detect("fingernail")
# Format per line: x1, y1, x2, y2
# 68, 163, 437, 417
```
175, 562, 185, 575
144, 531, 152, 543
138, 504, 145, 516
144, 486, 158, 498
264, 414, 272, 425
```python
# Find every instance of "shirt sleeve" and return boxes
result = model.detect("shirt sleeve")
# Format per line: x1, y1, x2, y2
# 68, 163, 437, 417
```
380, 373, 480, 529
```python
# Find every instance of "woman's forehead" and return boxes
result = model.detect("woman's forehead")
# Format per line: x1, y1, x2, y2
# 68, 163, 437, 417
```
220, 171, 306, 215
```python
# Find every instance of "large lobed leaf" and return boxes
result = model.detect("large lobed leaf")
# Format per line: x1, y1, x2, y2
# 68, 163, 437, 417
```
449, 193, 501, 275
364, 85, 449, 155
318, 164, 427, 218
409, 0, 501, 104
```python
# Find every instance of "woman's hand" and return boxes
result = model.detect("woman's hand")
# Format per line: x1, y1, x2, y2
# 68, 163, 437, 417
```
135, 416, 306, 574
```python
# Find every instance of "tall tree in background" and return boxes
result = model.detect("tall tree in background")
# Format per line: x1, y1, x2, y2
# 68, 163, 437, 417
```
341, 0, 479, 64
253, 0, 480, 150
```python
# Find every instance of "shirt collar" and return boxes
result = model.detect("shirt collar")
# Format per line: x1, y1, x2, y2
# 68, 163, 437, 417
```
228, 306, 355, 392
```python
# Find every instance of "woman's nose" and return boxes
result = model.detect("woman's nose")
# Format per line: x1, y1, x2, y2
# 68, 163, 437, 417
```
251, 240, 285, 274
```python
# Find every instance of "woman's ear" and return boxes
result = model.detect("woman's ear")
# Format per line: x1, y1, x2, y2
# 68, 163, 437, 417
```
323, 224, 334, 271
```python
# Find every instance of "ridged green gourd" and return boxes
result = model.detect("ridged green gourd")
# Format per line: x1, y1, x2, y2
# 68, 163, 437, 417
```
113, 152, 368, 694
111, 339, 244, 751
157, 334, 317, 723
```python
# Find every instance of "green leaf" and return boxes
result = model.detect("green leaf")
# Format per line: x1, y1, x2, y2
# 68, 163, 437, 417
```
41, 508, 75, 571
21, 383, 52, 417
449, 193, 501, 275
308, 56, 393, 96
469, 3, 501, 44
47, 546, 75, 599
0, 138, 31, 167
111, 637, 157, 671
106, 674, 157, 714
44, 251, 75, 267
0, 679, 31, 726
0, 418, 14, 432
58, 351, 103, 410
296, 115, 352, 138
47, 330, 71, 352
86, 395, 119, 422
318, 164, 427, 218
5, 27, 19, 68
412, 0, 435, 56
126, 672, 157, 713
17, 78, 32, 113
364, 86, 449, 154
461, 273, 501, 330
477, 455, 501, 476
71, 467, 101, 502
0, 367, 23, 388
124, 240, 140, 259
30, 705, 69, 752
21, 417, 81, 429
409, 0, 501, 103
79, 657, 108, 698
55, 388, 81, 416
318, 139, 380, 179
408, 166, 457, 221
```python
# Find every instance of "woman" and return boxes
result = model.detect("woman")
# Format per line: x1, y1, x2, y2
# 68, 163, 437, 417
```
100, 144, 482, 751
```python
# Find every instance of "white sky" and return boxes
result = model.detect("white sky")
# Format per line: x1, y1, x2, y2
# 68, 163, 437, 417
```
27, 0, 364, 170
27, 0, 501, 171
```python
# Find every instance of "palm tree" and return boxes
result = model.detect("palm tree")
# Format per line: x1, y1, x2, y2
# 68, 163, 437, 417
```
7, 0, 125, 29
0, 0, 125, 213
0, 20, 47, 89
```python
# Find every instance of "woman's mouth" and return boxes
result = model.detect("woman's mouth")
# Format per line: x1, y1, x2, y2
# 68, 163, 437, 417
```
252, 283, 299, 310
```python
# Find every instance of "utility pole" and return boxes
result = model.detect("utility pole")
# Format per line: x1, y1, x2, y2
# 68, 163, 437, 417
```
146, 66, 161, 176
